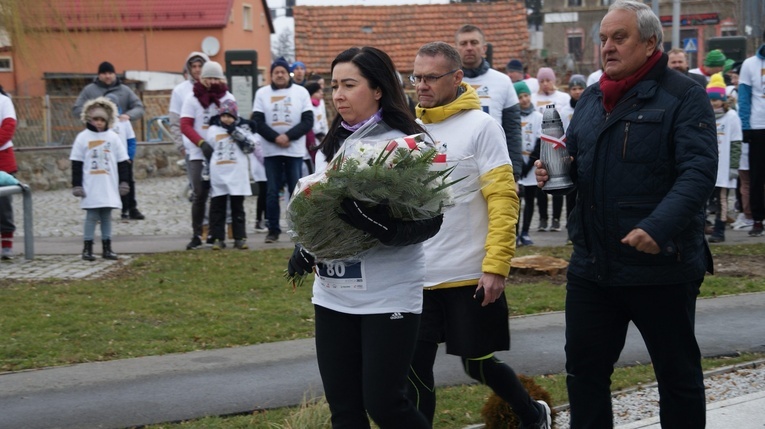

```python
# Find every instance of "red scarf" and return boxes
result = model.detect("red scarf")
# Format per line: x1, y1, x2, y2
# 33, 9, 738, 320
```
600, 50, 662, 113
193, 81, 228, 109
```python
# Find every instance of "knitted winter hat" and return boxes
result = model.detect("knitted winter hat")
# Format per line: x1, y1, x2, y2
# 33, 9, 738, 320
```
218, 99, 238, 118
729, 61, 743, 75
723, 58, 735, 74
201, 61, 226, 80
706, 73, 727, 101
537, 67, 556, 82
513, 81, 531, 96
98, 61, 115, 74
569, 74, 587, 89
704, 49, 726, 67
506, 59, 524, 73
290, 61, 306, 72
271, 57, 290, 74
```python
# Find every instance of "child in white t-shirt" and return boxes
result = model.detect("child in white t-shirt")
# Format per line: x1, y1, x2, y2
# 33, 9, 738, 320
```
707, 73, 742, 243
515, 81, 543, 246
205, 99, 261, 249
69, 97, 130, 261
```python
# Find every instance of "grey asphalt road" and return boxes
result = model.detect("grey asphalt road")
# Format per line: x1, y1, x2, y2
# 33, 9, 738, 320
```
1, 292, 763, 429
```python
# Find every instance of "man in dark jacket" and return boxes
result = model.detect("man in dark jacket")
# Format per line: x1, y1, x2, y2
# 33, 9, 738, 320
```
535, 1, 717, 427
72, 61, 144, 121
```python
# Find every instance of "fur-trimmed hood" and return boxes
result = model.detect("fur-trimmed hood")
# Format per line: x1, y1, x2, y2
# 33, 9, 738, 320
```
81, 97, 118, 129
184, 51, 210, 81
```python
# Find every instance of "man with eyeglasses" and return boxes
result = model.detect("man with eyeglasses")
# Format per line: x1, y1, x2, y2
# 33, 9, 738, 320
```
406, 41, 551, 429
455, 24, 523, 184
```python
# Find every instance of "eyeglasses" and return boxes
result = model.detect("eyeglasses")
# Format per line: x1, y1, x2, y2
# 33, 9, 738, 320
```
409, 69, 458, 86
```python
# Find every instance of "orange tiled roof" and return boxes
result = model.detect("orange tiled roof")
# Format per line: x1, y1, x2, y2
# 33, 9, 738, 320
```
24, 0, 236, 30
294, 2, 528, 75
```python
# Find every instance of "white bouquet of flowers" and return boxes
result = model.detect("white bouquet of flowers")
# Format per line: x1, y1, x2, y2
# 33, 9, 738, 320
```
286, 122, 461, 262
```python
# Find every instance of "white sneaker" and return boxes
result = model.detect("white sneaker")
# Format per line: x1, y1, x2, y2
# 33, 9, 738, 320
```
733, 219, 754, 230
521, 400, 552, 429
1, 247, 13, 260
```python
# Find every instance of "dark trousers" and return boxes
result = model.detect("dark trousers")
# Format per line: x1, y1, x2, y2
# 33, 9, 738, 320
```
565, 274, 705, 428
0, 194, 13, 234
264, 156, 302, 235
537, 193, 563, 221
120, 161, 137, 212
748, 131, 765, 221
209, 195, 245, 241
521, 186, 539, 233
187, 160, 210, 238
255, 181, 267, 222
314, 305, 429, 429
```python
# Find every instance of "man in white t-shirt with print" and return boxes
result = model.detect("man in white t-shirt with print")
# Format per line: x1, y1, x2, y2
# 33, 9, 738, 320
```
251, 57, 313, 243
455, 24, 523, 184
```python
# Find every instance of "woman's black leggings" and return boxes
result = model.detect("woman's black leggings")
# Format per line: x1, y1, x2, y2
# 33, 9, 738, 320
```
314, 305, 430, 429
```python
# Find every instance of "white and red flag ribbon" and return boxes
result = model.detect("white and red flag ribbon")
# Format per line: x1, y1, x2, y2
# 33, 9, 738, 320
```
541, 134, 567, 149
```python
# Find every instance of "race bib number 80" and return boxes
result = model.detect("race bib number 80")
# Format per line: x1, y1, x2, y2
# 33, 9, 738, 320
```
316, 260, 366, 290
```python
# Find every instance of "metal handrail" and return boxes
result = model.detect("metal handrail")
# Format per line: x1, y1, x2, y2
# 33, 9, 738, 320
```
147, 115, 173, 143
0, 184, 34, 260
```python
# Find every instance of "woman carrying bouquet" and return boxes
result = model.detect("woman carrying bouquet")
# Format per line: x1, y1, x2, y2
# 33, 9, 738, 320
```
287, 47, 442, 428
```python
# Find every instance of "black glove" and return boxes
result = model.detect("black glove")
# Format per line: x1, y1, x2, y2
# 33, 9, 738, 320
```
199, 140, 214, 160
339, 198, 444, 247
339, 198, 396, 243
287, 245, 315, 278
230, 129, 254, 154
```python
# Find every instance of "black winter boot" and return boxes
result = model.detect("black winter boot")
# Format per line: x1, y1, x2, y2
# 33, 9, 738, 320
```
102, 239, 119, 260
82, 240, 96, 261
708, 219, 726, 243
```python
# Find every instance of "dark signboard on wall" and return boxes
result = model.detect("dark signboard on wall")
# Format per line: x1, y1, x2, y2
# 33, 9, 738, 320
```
660, 13, 719, 27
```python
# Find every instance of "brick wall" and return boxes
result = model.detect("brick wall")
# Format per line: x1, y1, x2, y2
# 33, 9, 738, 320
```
14, 143, 185, 191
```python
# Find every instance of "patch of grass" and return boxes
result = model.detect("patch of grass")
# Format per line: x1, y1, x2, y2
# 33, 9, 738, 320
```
0, 249, 315, 371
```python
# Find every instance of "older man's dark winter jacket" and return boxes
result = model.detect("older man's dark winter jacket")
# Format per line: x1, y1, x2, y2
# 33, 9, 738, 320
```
565, 53, 718, 286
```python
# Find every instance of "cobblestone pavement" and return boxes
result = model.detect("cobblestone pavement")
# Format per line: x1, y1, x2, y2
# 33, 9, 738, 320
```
15, 176, 235, 238
1, 176, 263, 280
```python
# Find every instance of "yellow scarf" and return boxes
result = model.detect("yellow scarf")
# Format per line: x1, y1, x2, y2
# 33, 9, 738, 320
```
416, 82, 481, 124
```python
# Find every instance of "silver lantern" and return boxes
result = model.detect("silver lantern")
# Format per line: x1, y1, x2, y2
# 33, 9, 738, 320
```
540, 104, 575, 195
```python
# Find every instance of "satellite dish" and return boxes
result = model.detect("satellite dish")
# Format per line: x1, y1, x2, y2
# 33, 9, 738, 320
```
201, 36, 220, 56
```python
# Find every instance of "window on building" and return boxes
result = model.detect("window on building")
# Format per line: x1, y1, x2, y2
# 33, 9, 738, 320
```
0, 57, 12, 72
601, 0, 616, 5
568, 0, 582, 6
567, 32, 584, 61
243, 4, 253, 30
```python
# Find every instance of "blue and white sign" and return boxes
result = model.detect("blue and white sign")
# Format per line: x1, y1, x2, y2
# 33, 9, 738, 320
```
683, 38, 698, 52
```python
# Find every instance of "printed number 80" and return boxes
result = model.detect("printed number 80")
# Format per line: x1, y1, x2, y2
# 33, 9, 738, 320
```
324, 262, 346, 277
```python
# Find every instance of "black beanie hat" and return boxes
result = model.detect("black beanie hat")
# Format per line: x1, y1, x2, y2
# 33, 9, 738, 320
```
271, 57, 291, 74
98, 61, 116, 74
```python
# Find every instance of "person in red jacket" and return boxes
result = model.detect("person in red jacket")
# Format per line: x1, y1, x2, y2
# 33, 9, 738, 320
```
0, 85, 18, 260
